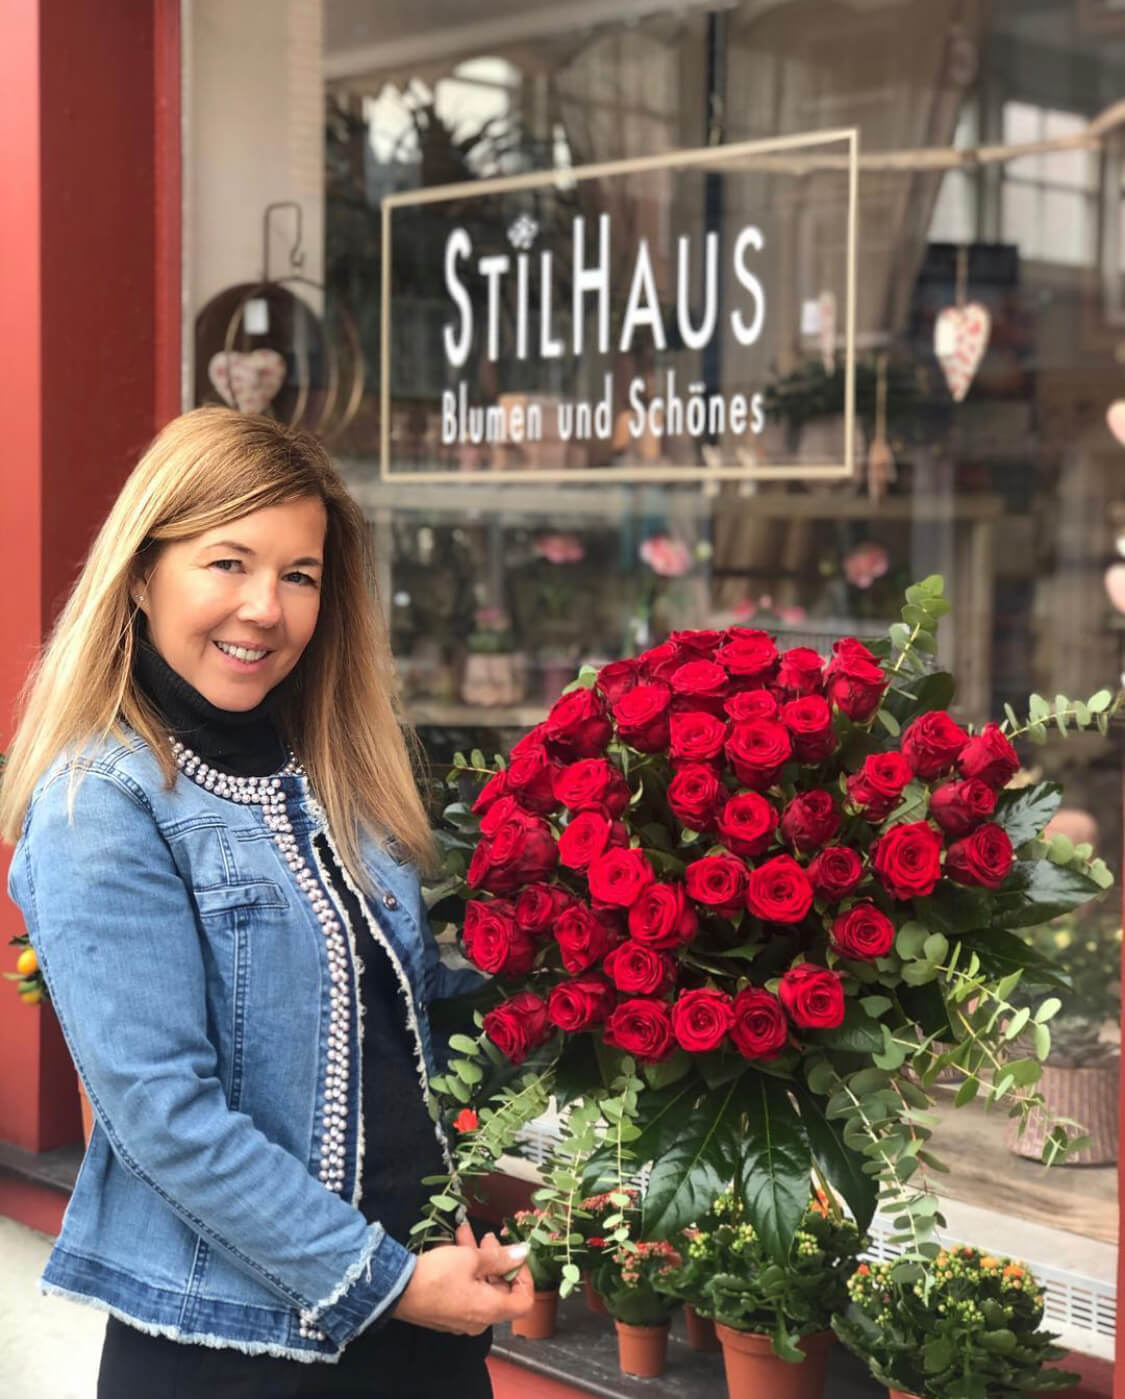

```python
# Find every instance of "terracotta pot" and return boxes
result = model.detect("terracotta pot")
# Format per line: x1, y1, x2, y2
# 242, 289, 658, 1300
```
716, 1324, 833, 1399
77, 1074, 94, 1146
584, 1272, 608, 1315
684, 1303, 720, 1352
511, 1288, 558, 1340
615, 1319, 670, 1378
1006, 1061, 1119, 1165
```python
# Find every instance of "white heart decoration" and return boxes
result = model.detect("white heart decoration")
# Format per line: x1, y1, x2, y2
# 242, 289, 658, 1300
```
934, 302, 991, 403
208, 349, 287, 415
1105, 563, 1125, 614
1106, 400, 1125, 447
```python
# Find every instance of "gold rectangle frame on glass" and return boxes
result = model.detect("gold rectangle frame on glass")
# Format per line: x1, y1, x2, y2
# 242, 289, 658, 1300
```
380, 127, 860, 484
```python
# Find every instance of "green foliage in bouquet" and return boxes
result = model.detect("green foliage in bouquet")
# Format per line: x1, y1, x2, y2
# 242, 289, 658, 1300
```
1014, 914, 1121, 1068
500, 1208, 564, 1291
833, 1246, 1078, 1399
668, 1188, 864, 1362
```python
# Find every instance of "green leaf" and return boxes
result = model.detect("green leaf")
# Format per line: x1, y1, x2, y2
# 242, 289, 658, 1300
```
806, 1004, 885, 1053
629, 1078, 708, 1167
960, 929, 1073, 991
923, 933, 949, 965
1004, 1007, 1031, 1041
924, 1335, 954, 1374
641, 1082, 742, 1240
991, 861, 1105, 929
642, 1050, 693, 1092
1088, 689, 1113, 713
860, 995, 893, 1017
738, 1074, 813, 1262
991, 783, 1062, 848
1035, 997, 1062, 1024
876, 708, 901, 737
954, 1077, 979, 1107
895, 922, 929, 960
917, 883, 989, 936
1033, 1022, 1051, 1060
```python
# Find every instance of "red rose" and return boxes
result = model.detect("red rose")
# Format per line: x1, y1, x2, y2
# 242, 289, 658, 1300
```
603, 997, 675, 1061
669, 710, 728, 762
668, 628, 723, 658
930, 779, 997, 838
637, 641, 685, 684
831, 902, 896, 960
956, 723, 1020, 790
716, 630, 778, 681
483, 992, 552, 1064
671, 988, 734, 1052
553, 757, 630, 816
685, 854, 748, 917
725, 719, 793, 789
847, 751, 913, 822
746, 855, 815, 924
781, 696, 836, 762
547, 974, 615, 1031
477, 794, 523, 838
613, 683, 672, 753
725, 689, 779, 722
555, 903, 619, 973
628, 882, 699, 949
901, 711, 970, 780
667, 763, 724, 831
467, 812, 558, 893
872, 821, 943, 901
945, 823, 1014, 889
716, 791, 779, 858
778, 963, 846, 1030
596, 659, 640, 706
545, 687, 613, 758
779, 791, 840, 853
603, 941, 675, 995
472, 769, 510, 820
776, 647, 824, 698
730, 988, 789, 1059
516, 882, 574, 935
506, 741, 562, 815
588, 848, 655, 908
462, 898, 539, 975
558, 810, 622, 871
807, 846, 864, 903
825, 638, 887, 722
670, 659, 730, 712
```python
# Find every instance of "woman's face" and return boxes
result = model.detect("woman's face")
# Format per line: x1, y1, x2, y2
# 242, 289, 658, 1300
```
136, 496, 327, 711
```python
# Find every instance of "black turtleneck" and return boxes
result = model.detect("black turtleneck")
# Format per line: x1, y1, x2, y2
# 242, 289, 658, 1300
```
132, 635, 444, 1251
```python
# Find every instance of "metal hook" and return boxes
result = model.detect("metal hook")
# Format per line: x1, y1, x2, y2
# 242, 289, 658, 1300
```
263, 201, 305, 282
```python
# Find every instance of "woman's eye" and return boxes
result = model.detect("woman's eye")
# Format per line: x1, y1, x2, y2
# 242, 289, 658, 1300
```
211, 558, 242, 573
284, 571, 319, 588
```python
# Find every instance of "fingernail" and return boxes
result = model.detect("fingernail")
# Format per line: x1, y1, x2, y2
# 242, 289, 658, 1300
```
508, 1244, 529, 1262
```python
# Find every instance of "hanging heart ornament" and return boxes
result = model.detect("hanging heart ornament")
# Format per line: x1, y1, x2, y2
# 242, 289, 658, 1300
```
934, 302, 991, 403
208, 349, 287, 415
1106, 400, 1125, 447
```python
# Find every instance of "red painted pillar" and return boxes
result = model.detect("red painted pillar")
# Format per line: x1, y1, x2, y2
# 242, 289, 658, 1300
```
0, 0, 180, 1154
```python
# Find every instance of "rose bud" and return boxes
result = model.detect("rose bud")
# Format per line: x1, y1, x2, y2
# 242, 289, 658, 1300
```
603, 997, 675, 1062
824, 637, 887, 723
901, 711, 970, 780
778, 963, 846, 1030
781, 696, 836, 762
846, 751, 913, 823
604, 941, 675, 995
685, 854, 749, 918
553, 757, 630, 817
730, 988, 789, 1059
628, 881, 699, 948
668, 628, 723, 658
483, 992, 552, 1064
807, 846, 864, 903
670, 659, 730, 714
746, 854, 815, 924
637, 641, 685, 684
671, 988, 735, 1053
725, 719, 793, 789
779, 790, 840, 853
930, 779, 996, 838
516, 882, 574, 935
595, 658, 640, 706
462, 898, 539, 975
588, 847, 656, 908
956, 723, 1020, 790
831, 902, 896, 960
559, 811, 627, 871
547, 974, 615, 1032
613, 683, 673, 753
668, 762, 725, 832
871, 821, 943, 901
725, 688, 779, 722
716, 791, 779, 858
555, 903, 618, 974
776, 647, 824, 698
945, 823, 1014, 889
716, 629, 779, 682
506, 740, 563, 815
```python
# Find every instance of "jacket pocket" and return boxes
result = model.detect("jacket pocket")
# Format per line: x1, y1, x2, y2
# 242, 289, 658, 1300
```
192, 880, 288, 919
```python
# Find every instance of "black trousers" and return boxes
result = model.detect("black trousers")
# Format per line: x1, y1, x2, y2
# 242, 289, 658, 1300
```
97, 1315, 493, 1399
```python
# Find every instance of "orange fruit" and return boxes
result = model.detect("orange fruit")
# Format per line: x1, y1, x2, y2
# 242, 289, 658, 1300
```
19, 987, 43, 1005
16, 948, 38, 976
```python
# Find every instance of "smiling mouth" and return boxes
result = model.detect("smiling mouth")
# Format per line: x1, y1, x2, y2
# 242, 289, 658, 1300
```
213, 640, 273, 664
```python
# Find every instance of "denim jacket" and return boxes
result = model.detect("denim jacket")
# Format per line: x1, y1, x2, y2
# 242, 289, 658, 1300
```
7, 731, 482, 1363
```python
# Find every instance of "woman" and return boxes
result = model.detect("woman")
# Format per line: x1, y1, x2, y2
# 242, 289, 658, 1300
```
1, 408, 532, 1397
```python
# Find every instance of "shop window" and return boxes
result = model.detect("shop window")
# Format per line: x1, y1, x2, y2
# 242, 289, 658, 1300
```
1001, 102, 1097, 267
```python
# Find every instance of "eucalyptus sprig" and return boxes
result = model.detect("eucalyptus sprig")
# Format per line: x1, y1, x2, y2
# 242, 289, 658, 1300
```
1001, 688, 1121, 745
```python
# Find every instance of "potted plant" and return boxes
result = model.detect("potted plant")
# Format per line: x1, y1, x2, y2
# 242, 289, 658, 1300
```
501, 1207, 564, 1339
698, 1189, 862, 1399
833, 1246, 1078, 1399
593, 1237, 682, 1378
1007, 912, 1120, 1164
651, 1199, 733, 1353
460, 607, 525, 707
574, 1187, 638, 1316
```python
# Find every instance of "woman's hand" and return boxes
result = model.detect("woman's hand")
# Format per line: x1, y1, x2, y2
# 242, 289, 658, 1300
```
391, 1222, 535, 1334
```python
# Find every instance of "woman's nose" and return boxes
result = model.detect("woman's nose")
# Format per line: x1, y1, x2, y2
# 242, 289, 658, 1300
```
238, 575, 283, 628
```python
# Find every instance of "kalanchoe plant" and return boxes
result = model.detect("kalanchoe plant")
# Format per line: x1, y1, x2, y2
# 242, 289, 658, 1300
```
593, 1237, 683, 1326
675, 1188, 864, 1361
417, 576, 1120, 1275
833, 1246, 1078, 1399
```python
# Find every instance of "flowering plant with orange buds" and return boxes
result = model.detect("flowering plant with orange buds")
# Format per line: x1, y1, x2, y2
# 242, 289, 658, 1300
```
500, 1207, 565, 1290
592, 1237, 683, 1326
833, 1245, 1078, 1399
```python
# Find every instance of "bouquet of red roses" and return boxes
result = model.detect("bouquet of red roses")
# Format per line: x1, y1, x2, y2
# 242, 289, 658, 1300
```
422, 577, 1116, 1275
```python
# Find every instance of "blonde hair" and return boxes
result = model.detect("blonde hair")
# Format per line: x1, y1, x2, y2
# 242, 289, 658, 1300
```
0, 407, 436, 882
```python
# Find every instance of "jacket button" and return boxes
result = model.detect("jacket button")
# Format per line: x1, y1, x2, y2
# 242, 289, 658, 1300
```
382, 892, 398, 910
